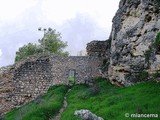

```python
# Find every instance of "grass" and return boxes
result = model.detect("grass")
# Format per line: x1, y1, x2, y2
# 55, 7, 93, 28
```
4, 85, 68, 120
4, 78, 160, 120
61, 78, 160, 120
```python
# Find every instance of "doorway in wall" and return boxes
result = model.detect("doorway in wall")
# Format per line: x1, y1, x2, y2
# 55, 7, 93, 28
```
68, 69, 76, 84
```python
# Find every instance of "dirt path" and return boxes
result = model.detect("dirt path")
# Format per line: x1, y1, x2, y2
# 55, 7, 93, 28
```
51, 89, 71, 120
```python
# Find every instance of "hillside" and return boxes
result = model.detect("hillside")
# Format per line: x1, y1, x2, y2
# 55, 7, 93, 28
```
3, 78, 160, 120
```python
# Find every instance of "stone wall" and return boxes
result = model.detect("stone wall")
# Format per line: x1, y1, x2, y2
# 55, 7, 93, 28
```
0, 66, 15, 115
86, 40, 111, 78
86, 40, 110, 57
0, 55, 102, 115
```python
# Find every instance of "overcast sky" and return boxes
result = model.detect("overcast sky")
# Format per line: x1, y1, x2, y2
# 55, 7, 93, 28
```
0, 0, 119, 67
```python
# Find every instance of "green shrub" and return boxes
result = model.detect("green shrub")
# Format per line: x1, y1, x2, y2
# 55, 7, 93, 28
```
154, 0, 160, 8
144, 49, 152, 63
153, 32, 160, 48
143, 32, 160, 65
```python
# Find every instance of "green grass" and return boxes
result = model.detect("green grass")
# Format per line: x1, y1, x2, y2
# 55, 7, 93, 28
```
61, 78, 160, 120
4, 78, 160, 120
4, 85, 68, 120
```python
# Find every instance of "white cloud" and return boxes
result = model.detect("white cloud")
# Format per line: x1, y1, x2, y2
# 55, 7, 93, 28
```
0, 0, 38, 23
0, 0, 120, 67
0, 0, 119, 27
41, 0, 119, 26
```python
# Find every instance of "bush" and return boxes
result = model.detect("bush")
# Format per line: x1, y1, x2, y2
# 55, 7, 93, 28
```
154, 0, 160, 8
144, 49, 152, 63
153, 32, 160, 48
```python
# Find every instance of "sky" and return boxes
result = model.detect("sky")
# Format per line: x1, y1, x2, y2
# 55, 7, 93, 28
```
0, 0, 120, 67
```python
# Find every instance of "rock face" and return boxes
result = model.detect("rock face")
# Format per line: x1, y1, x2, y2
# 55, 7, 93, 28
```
86, 0, 160, 86
108, 0, 160, 85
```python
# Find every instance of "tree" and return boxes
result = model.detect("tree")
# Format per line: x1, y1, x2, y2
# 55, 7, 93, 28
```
38, 28, 69, 56
15, 28, 69, 62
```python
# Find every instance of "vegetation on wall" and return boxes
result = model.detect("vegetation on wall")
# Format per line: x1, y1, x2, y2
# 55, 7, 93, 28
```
154, 0, 160, 8
15, 28, 69, 62
144, 32, 160, 63
144, 48, 152, 63
153, 32, 160, 49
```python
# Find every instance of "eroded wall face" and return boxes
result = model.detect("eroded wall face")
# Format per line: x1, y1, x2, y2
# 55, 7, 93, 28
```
0, 66, 14, 115
0, 56, 102, 115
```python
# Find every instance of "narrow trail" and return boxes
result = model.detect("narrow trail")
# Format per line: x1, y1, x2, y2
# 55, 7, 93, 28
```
51, 88, 71, 120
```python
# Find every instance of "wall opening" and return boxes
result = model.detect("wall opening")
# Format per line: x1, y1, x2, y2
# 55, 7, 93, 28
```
68, 69, 76, 84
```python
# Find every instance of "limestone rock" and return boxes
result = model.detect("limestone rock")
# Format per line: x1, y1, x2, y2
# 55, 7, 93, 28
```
108, 0, 160, 85
74, 109, 104, 120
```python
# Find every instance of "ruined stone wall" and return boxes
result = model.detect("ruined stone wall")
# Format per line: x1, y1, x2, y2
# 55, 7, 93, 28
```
50, 56, 101, 85
86, 40, 110, 57
0, 66, 15, 115
0, 55, 102, 115
86, 40, 111, 78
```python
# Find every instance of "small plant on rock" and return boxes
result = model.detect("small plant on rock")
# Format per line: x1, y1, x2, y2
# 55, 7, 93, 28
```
153, 32, 160, 50
144, 49, 152, 63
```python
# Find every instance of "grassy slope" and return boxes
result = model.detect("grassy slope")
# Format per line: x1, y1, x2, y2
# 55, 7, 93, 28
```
61, 78, 160, 120
4, 78, 160, 120
4, 85, 68, 120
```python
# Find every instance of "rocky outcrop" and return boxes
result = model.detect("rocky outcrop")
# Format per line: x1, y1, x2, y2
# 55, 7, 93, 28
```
108, 0, 160, 85
74, 109, 104, 120
86, 0, 160, 86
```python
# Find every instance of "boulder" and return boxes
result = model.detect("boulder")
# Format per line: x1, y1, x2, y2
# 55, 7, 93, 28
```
74, 109, 104, 120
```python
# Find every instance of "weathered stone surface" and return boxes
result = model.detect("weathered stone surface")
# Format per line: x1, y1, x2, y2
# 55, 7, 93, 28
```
87, 40, 111, 78
0, 66, 15, 115
86, 0, 160, 86
74, 109, 104, 120
87, 40, 110, 57
108, 0, 160, 85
